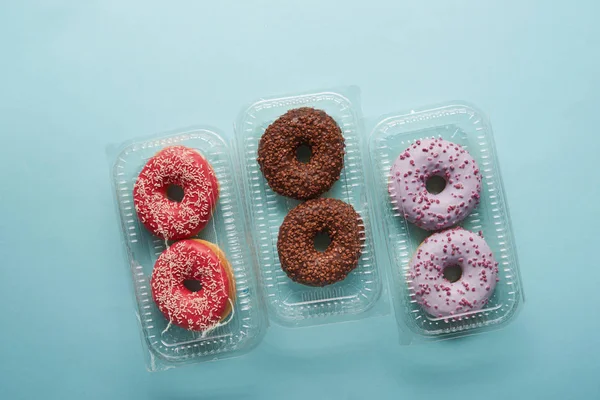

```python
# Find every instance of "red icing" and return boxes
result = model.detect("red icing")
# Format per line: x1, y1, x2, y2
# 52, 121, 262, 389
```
133, 146, 219, 240
151, 240, 231, 331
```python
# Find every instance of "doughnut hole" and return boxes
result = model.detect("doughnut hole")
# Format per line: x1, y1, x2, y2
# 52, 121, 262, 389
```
443, 265, 462, 283
314, 231, 332, 252
166, 184, 185, 202
295, 143, 312, 164
425, 175, 447, 195
183, 279, 202, 292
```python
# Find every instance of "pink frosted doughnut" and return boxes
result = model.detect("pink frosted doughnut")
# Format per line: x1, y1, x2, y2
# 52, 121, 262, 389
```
408, 228, 499, 318
389, 138, 482, 231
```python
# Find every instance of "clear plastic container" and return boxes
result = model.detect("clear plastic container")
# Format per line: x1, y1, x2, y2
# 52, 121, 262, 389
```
236, 89, 383, 326
110, 128, 267, 370
367, 103, 524, 343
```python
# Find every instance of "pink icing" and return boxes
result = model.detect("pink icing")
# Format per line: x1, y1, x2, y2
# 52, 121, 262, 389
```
408, 227, 499, 318
389, 138, 482, 231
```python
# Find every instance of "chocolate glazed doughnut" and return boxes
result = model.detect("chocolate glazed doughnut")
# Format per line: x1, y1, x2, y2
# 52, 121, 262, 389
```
257, 107, 345, 200
277, 198, 363, 286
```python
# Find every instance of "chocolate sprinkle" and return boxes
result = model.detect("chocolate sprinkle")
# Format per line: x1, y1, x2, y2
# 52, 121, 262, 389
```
277, 198, 363, 286
257, 107, 345, 200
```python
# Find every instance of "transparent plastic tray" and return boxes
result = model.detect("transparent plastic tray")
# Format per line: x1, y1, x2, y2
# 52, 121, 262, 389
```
368, 103, 524, 343
111, 129, 266, 370
236, 90, 382, 326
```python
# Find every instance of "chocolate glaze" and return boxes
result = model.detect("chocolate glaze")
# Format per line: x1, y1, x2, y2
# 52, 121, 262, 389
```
277, 198, 362, 286
257, 108, 344, 200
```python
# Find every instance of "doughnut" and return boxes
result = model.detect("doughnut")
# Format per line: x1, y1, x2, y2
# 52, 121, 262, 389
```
408, 228, 499, 318
389, 138, 481, 231
133, 146, 219, 241
277, 198, 362, 286
151, 239, 236, 331
257, 107, 345, 200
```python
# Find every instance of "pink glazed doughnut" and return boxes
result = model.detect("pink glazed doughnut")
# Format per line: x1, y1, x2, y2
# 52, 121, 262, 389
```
408, 228, 499, 318
389, 138, 482, 231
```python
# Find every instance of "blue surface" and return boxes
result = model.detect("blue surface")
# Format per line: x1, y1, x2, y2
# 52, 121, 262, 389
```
1, 1, 599, 399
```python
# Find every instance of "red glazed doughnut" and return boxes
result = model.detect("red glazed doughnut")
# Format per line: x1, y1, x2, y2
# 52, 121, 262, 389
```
151, 239, 236, 331
133, 146, 219, 241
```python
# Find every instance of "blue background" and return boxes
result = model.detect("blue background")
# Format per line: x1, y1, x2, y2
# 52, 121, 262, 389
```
1, 1, 599, 399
